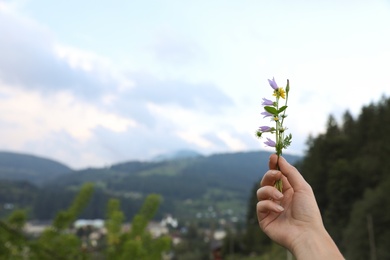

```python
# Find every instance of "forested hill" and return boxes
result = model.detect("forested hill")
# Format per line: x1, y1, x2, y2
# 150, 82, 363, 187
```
39, 151, 300, 221
0, 151, 72, 185
295, 96, 390, 260
0, 150, 300, 221
48, 151, 301, 190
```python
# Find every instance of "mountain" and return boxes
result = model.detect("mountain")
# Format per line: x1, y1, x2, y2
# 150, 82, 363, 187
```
0, 150, 301, 221
39, 151, 301, 221
0, 151, 73, 185
152, 149, 202, 161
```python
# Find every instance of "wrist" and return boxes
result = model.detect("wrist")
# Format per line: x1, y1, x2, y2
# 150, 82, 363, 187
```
290, 228, 344, 260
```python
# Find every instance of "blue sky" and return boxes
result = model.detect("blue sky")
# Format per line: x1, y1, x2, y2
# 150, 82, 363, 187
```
1, 0, 390, 168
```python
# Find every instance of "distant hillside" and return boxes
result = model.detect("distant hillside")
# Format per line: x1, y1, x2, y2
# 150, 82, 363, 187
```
0, 151, 73, 185
152, 149, 202, 162
39, 151, 301, 221
0, 150, 301, 221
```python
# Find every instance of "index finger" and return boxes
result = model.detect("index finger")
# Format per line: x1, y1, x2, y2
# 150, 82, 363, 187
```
269, 154, 310, 191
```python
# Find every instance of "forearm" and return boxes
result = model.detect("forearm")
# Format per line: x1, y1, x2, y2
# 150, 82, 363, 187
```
291, 228, 344, 260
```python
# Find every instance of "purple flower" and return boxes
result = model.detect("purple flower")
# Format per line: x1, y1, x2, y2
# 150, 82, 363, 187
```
259, 126, 272, 132
261, 98, 274, 106
268, 77, 278, 90
261, 111, 273, 118
264, 138, 276, 147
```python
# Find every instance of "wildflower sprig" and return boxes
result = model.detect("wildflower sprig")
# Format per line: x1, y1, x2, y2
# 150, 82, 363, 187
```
256, 77, 292, 192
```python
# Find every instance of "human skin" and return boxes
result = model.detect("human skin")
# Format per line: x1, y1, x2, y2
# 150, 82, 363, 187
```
256, 154, 344, 260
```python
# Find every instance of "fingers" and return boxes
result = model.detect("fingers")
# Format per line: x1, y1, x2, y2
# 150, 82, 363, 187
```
261, 168, 292, 191
260, 169, 283, 187
269, 154, 278, 170
257, 186, 284, 201
256, 200, 284, 219
257, 181, 285, 221
270, 154, 310, 191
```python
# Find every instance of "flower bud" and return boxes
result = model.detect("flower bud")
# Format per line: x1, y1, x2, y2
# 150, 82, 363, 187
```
286, 79, 290, 94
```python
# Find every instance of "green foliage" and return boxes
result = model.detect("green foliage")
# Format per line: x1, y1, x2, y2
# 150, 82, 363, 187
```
296, 96, 390, 256
35, 183, 95, 259
105, 194, 171, 260
256, 243, 291, 260
52, 182, 95, 230
106, 199, 125, 247
0, 180, 38, 218
0, 210, 28, 258
0, 183, 94, 260
323, 159, 361, 244
172, 222, 209, 260
240, 182, 271, 255
1, 183, 170, 259
224, 243, 289, 260
34, 229, 87, 260
343, 176, 390, 260
7, 209, 27, 229
129, 194, 161, 239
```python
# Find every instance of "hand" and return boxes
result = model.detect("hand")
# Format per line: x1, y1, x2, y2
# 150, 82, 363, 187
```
256, 154, 344, 259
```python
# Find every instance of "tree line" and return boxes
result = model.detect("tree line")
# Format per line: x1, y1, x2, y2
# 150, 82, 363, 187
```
238, 96, 390, 259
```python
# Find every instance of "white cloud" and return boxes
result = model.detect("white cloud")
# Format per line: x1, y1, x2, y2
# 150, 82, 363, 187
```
176, 131, 214, 149
216, 132, 247, 151
0, 84, 136, 143
54, 44, 109, 72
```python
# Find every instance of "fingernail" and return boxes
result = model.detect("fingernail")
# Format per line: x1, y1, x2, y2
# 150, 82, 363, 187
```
274, 191, 284, 200
276, 205, 284, 212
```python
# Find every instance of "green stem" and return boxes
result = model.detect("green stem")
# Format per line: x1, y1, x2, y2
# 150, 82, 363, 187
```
274, 82, 290, 193
275, 97, 279, 151
280, 93, 289, 127
274, 96, 283, 193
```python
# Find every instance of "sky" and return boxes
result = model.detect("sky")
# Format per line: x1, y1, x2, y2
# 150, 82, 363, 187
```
1, 0, 390, 169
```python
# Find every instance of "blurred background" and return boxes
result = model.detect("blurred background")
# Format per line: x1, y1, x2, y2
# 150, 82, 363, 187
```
1, 0, 390, 259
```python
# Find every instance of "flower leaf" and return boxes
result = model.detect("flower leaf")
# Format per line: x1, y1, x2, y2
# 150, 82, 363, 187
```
264, 106, 278, 115
283, 133, 292, 148
278, 106, 288, 113
286, 79, 290, 94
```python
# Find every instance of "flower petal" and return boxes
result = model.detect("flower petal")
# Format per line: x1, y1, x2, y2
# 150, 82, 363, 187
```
268, 77, 278, 90
261, 98, 274, 106
264, 138, 276, 147
259, 126, 271, 132
261, 111, 273, 118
